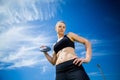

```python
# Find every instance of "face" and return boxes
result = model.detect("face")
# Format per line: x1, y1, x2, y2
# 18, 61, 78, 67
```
55, 22, 66, 35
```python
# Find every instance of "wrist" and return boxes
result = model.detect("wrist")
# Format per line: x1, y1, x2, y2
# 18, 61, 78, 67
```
83, 58, 89, 63
43, 52, 48, 54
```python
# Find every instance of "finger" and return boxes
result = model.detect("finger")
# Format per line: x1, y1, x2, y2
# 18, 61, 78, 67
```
78, 60, 83, 66
75, 59, 79, 65
77, 59, 82, 65
73, 58, 81, 65
40, 45, 45, 48
73, 58, 78, 64
40, 45, 44, 48
73, 57, 78, 63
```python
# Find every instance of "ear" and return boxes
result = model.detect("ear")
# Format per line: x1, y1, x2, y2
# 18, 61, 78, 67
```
55, 26, 57, 32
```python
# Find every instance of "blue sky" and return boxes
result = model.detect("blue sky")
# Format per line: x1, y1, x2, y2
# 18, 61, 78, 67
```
0, 0, 120, 80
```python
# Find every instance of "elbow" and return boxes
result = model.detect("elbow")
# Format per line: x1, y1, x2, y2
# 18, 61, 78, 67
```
85, 40, 91, 46
51, 62, 56, 65
51, 61, 56, 65
84, 57, 91, 63
83, 39, 91, 48
87, 57, 92, 62
85, 40, 92, 53
86, 52, 92, 63
52, 63, 56, 66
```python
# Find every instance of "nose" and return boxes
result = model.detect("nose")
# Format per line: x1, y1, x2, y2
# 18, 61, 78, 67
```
60, 27, 64, 30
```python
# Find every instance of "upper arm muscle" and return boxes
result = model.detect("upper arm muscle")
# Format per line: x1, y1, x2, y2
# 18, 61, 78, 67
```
68, 32, 87, 44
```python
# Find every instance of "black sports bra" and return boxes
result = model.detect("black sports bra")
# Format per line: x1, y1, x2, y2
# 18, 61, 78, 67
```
53, 35, 75, 53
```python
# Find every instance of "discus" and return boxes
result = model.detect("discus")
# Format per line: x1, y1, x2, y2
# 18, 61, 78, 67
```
40, 46, 51, 52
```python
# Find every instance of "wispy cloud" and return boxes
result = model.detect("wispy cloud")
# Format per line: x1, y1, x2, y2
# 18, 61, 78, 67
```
75, 39, 113, 58
0, 0, 63, 25
88, 72, 99, 76
0, 0, 64, 70
75, 39, 104, 58
0, 27, 51, 69
0, 25, 53, 49
0, 18, 56, 71
90, 39, 119, 58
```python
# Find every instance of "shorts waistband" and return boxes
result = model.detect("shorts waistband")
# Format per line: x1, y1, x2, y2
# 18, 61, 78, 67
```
56, 59, 75, 66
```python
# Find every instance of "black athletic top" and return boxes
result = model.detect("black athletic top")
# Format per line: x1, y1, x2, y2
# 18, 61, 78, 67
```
53, 35, 75, 53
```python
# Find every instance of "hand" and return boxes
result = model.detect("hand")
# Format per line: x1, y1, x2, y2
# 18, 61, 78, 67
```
40, 45, 46, 48
40, 45, 47, 53
73, 57, 86, 66
40, 45, 51, 52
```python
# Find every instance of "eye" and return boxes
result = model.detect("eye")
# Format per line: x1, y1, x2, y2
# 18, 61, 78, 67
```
63, 26, 65, 28
58, 26, 62, 28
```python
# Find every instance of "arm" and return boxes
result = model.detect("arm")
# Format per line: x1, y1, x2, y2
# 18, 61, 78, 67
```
68, 32, 92, 65
43, 51, 57, 65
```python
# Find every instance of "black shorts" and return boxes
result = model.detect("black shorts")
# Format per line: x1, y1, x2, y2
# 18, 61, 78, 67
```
56, 59, 90, 80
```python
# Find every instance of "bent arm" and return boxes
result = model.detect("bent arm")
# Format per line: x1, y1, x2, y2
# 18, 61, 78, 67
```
83, 39, 91, 62
69, 32, 92, 63
43, 52, 57, 65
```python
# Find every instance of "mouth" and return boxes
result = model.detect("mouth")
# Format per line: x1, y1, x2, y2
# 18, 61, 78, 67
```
60, 31, 64, 32
60, 30, 64, 32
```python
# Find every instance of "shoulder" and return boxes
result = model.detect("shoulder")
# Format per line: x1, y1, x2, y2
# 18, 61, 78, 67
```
67, 32, 86, 42
67, 32, 79, 38
68, 32, 76, 36
67, 32, 78, 41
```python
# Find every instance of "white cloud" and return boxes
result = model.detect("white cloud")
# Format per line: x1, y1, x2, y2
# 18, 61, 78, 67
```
75, 39, 108, 58
0, 24, 55, 49
0, 23, 55, 70
92, 52, 107, 57
88, 72, 99, 76
90, 39, 101, 45
90, 39, 110, 58
7, 59, 38, 69
0, 0, 63, 26
42, 66, 47, 73
0, 0, 64, 71
75, 39, 101, 51
75, 42, 85, 50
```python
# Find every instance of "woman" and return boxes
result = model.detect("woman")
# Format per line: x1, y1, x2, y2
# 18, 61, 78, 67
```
41, 21, 92, 80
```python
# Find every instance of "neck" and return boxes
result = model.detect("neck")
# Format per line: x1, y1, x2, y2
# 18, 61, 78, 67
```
57, 34, 64, 39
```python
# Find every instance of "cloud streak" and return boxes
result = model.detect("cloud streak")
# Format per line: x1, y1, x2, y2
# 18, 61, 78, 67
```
0, 0, 63, 24
75, 39, 113, 58
0, 23, 55, 70
75, 39, 105, 58
0, 0, 64, 70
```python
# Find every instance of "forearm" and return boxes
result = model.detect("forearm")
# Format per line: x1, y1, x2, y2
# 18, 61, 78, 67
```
84, 40, 92, 63
43, 52, 56, 65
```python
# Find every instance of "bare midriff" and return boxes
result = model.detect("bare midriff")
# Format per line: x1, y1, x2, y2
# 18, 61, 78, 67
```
56, 47, 77, 65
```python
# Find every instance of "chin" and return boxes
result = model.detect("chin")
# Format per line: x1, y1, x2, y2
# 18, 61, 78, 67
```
59, 32, 64, 35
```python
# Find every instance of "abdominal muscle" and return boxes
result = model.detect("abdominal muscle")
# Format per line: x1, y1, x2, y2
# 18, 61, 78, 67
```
55, 47, 77, 65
